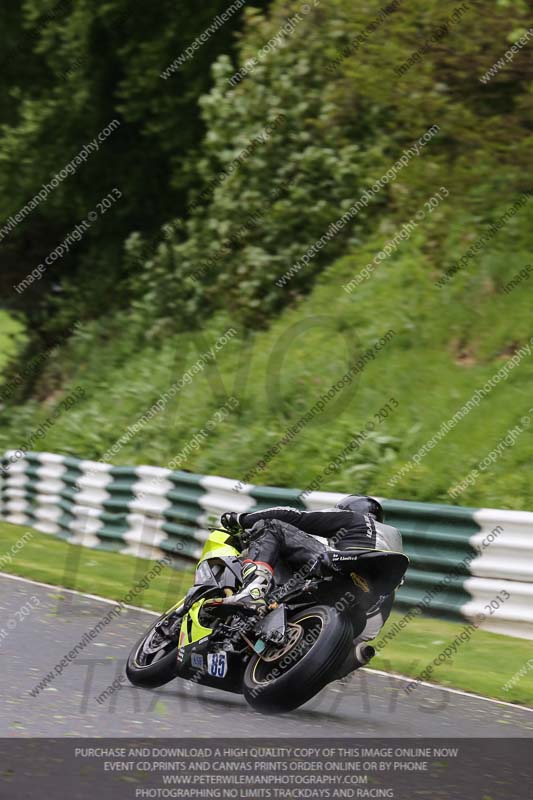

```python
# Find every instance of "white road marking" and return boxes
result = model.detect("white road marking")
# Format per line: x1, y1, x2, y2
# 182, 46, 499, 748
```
360, 667, 533, 713
2, 571, 532, 714
0, 571, 160, 615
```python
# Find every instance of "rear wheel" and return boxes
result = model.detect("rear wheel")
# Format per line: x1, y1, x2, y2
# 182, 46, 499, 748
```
243, 605, 352, 713
126, 610, 182, 688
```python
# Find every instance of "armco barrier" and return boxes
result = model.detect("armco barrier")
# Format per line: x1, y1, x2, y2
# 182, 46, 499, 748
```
1, 451, 532, 639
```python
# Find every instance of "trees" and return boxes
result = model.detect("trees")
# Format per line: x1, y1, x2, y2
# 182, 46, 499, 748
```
1, 0, 530, 337
137, 0, 532, 329
0, 0, 268, 334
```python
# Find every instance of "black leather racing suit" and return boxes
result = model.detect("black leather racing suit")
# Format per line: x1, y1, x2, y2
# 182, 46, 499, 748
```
237, 506, 403, 643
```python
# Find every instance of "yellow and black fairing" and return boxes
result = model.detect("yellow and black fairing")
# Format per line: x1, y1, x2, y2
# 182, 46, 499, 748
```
173, 529, 246, 693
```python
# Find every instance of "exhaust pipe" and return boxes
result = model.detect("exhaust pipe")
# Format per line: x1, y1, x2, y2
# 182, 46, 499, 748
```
354, 642, 375, 667
334, 642, 376, 681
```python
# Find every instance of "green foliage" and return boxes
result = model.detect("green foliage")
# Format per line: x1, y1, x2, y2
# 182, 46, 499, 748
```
0, 312, 27, 379
0, 0, 532, 511
134, 0, 532, 329
2, 186, 532, 510
0, 0, 267, 330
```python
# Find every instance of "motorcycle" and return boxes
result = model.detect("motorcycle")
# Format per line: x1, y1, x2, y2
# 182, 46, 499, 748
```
126, 528, 409, 713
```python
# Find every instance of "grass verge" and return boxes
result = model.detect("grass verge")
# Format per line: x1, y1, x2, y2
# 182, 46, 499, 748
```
0, 520, 193, 613
1, 520, 532, 706
374, 612, 533, 707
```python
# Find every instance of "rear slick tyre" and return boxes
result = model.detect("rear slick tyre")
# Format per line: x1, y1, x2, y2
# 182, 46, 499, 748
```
243, 604, 352, 713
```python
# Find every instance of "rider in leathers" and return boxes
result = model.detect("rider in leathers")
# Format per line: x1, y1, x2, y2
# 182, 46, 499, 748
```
220, 495, 404, 649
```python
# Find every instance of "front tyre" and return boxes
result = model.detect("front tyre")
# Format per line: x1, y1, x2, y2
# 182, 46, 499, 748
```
126, 611, 182, 688
243, 605, 352, 713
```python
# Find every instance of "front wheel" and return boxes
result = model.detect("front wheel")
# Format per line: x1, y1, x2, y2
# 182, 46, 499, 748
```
243, 605, 352, 713
126, 610, 182, 688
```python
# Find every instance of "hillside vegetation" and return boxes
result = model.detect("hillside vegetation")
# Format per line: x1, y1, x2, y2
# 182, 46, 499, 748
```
0, 313, 26, 382
1, 0, 532, 509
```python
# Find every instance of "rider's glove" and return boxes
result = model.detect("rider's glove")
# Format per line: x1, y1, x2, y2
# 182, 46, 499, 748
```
220, 512, 243, 532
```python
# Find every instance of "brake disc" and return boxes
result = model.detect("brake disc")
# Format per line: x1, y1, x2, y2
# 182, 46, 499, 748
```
143, 627, 172, 655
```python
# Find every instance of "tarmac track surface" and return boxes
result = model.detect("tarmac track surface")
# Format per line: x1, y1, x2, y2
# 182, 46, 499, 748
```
1, 573, 532, 738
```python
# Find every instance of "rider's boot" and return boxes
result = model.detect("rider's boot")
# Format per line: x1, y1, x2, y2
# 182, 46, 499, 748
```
220, 560, 273, 613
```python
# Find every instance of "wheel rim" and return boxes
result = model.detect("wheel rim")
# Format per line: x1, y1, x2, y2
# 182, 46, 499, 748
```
250, 613, 324, 686
133, 619, 179, 669
260, 623, 303, 662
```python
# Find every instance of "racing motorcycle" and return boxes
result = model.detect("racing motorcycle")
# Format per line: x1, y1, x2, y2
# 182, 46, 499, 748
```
126, 528, 408, 713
